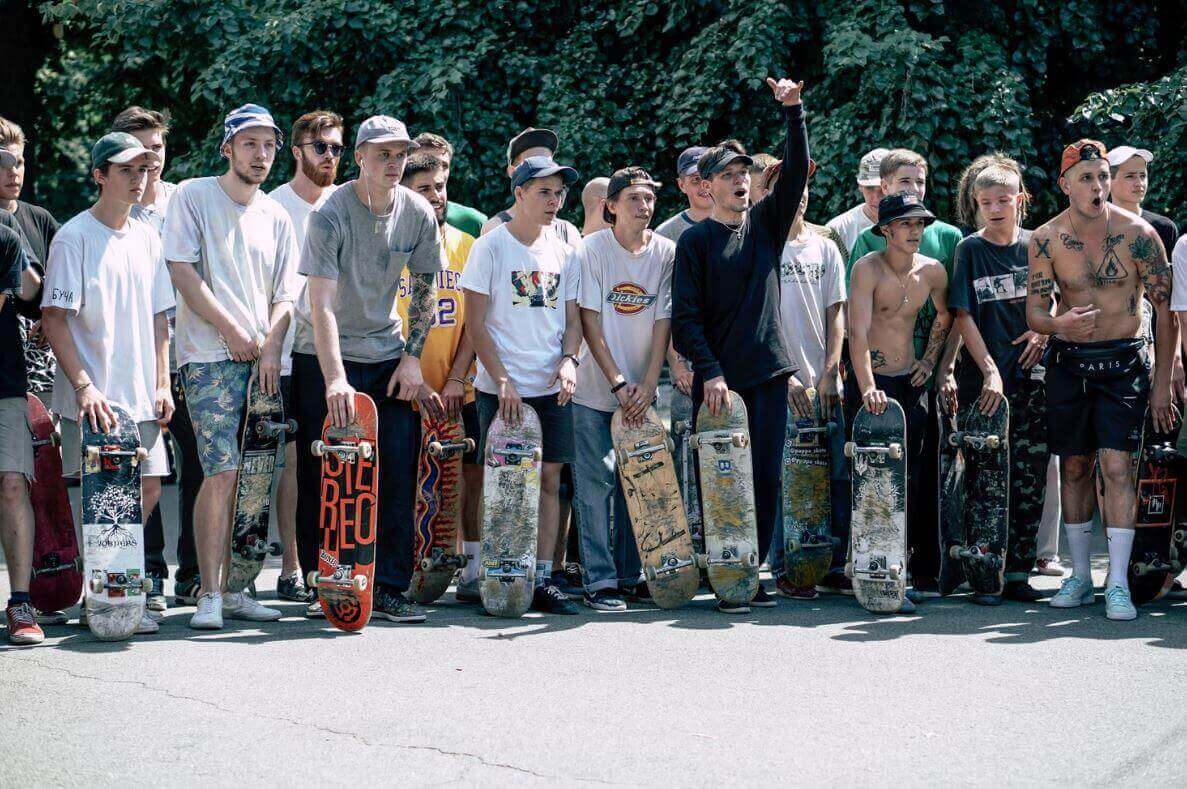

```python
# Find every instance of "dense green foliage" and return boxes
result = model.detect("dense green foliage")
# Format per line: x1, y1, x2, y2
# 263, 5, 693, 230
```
29, 0, 1187, 229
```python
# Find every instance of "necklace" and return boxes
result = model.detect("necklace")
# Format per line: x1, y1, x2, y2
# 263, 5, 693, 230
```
881, 257, 913, 309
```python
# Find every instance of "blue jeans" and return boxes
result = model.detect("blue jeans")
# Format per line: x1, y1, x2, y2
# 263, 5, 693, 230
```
570, 404, 641, 593
769, 398, 851, 579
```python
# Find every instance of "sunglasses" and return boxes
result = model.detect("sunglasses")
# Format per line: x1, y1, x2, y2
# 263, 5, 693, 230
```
298, 141, 344, 158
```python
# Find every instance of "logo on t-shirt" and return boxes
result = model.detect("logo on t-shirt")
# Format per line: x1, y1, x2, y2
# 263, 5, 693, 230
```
781, 258, 824, 283
606, 282, 657, 315
510, 270, 560, 309
973, 269, 1028, 304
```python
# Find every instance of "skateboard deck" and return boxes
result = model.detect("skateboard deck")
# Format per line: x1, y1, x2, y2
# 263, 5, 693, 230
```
410, 412, 473, 604
1128, 411, 1182, 604
227, 369, 293, 593
780, 389, 835, 590
613, 407, 697, 609
947, 401, 1009, 597
845, 400, 908, 613
936, 407, 966, 596
669, 389, 704, 555
479, 407, 543, 618
692, 391, 758, 605
309, 393, 378, 632
80, 403, 150, 641
27, 394, 82, 614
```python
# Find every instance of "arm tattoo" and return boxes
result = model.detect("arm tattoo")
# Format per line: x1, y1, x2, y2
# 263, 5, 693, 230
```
404, 271, 437, 358
922, 316, 952, 366
1128, 293, 1138, 316
1131, 234, 1171, 305
1060, 233, 1084, 252
1032, 236, 1052, 260
870, 349, 886, 370
1029, 270, 1054, 300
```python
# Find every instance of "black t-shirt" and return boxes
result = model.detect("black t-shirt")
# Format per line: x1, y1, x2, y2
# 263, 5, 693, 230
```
10, 201, 58, 268
0, 224, 30, 399
1141, 209, 1179, 260
672, 104, 810, 389
947, 230, 1033, 397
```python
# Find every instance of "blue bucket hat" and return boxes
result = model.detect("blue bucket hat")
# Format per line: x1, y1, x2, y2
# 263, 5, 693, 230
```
222, 104, 284, 148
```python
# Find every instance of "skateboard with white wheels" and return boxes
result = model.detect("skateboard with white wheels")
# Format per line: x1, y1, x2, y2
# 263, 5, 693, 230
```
308, 393, 378, 632
410, 411, 473, 604
80, 402, 151, 641
946, 400, 1009, 598
669, 389, 704, 556
781, 389, 837, 591
1128, 410, 1184, 604
844, 399, 908, 614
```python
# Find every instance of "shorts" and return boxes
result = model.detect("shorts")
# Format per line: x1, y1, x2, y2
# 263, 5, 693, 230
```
0, 396, 34, 481
1045, 338, 1148, 456
475, 391, 574, 464
461, 400, 480, 465
61, 417, 170, 478
180, 359, 253, 475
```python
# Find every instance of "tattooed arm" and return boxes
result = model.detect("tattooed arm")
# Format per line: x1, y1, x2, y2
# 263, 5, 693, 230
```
1133, 229, 1178, 430
388, 271, 437, 403
1026, 230, 1060, 335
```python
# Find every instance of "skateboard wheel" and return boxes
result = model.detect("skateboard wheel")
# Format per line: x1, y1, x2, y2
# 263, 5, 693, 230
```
268, 541, 283, 556
532, 447, 543, 462
1175, 530, 1186, 544
665, 436, 675, 453
428, 441, 444, 457
843, 442, 856, 458
948, 545, 964, 560
134, 447, 149, 464
888, 565, 902, 581
311, 440, 326, 457
844, 562, 854, 578
825, 421, 838, 436
359, 441, 374, 460
420, 557, 434, 572
464, 438, 476, 452
986, 435, 1001, 449
672, 421, 686, 435
696, 554, 707, 569
285, 419, 297, 433
887, 443, 904, 460
805, 387, 817, 399
141, 577, 153, 593
353, 575, 368, 593
89, 577, 103, 593
1133, 563, 1150, 577
731, 432, 748, 448
743, 552, 758, 568
306, 571, 320, 589
787, 538, 802, 553
644, 566, 657, 582
86, 446, 100, 462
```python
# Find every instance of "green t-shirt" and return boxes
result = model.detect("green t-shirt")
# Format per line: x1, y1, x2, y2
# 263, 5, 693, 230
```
445, 202, 488, 238
846, 220, 964, 384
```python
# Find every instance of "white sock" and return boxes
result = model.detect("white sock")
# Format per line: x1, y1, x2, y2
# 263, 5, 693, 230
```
1064, 521, 1094, 581
535, 560, 553, 588
460, 541, 481, 583
1105, 528, 1135, 591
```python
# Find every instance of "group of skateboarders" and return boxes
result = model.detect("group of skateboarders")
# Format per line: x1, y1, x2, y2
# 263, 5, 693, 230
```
2, 73, 1186, 645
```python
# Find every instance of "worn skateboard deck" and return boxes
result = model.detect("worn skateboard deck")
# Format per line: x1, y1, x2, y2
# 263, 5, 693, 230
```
936, 407, 966, 597
613, 407, 697, 609
309, 393, 378, 632
947, 401, 1009, 597
669, 389, 704, 555
410, 412, 473, 604
227, 369, 293, 593
692, 391, 758, 605
781, 390, 835, 590
479, 407, 543, 618
845, 400, 908, 613
80, 403, 150, 641
28, 394, 81, 614
1128, 411, 1182, 604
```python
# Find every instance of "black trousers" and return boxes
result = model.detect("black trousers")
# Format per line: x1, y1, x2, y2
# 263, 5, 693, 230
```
692, 373, 789, 568
291, 352, 418, 592
144, 373, 201, 582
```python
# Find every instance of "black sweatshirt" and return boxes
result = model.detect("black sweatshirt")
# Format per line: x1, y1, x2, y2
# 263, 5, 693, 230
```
672, 103, 809, 390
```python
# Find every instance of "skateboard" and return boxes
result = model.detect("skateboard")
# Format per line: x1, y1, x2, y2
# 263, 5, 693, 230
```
945, 401, 1009, 598
479, 406, 543, 618
409, 411, 473, 604
844, 399, 908, 613
936, 407, 966, 596
227, 369, 294, 593
692, 391, 759, 605
1127, 411, 1183, 604
669, 389, 704, 555
308, 393, 378, 632
780, 389, 836, 590
612, 406, 698, 609
27, 394, 82, 614
80, 403, 151, 641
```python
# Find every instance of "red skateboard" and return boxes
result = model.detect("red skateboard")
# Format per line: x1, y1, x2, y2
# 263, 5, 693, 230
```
308, 393, 378, 632
409, 412, 473, 604
27, 394, 82, 614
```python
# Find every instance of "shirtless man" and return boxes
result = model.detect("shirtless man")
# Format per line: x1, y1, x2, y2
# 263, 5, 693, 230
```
1026, 140, 1176, 621
848, 192, 952, 612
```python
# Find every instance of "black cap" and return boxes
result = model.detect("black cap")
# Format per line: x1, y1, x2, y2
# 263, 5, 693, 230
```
873, 192, 936, 237
606, 167, 662, 199
510, 156, 579, 189
507, 128, 559, 167
697, 147, 754, 179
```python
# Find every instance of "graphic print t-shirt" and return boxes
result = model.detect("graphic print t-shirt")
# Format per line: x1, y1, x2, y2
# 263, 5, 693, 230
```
459, 224, 579, 397
573, 229, 674, 412
947, 229, 1033, 397
778, 231, 846, 386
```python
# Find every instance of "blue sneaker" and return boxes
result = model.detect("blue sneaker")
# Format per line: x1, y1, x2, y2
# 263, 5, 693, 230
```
1049, 575, 1095, 608
1104, 585, 1138, 621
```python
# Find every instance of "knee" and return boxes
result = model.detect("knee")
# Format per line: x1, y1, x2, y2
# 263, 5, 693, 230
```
0, 473, 27, 506
1060, 457, 1094, 486
1099, 456, 1132, 487
539, 465, 561, 497
202, 470, 237, 495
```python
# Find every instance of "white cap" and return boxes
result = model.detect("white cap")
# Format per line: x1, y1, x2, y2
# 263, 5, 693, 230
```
1106, 145, 1153, 168
857, 148, 890, 186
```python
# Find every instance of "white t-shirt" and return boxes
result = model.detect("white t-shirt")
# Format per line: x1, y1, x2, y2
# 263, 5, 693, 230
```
459, 224, 580, 397
825, 202, 875, 259
269, 182, 339, 375
1171, 236, 1187, 310
778, 231, 846, 385
129, 180, 179, 234
162, 177, 299, 368
42, 211, 175, 422
574, 229, 674, 412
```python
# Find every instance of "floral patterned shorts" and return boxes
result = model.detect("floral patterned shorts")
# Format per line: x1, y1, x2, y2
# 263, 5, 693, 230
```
179, 359, 253, 475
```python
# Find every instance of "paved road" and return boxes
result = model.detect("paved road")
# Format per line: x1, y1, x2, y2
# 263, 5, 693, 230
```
2, 480, 1186, 785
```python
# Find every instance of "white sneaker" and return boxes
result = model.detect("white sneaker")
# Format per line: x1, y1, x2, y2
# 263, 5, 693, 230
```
1034, 558, 1066, 577
306, 598, 324, 618
135, 612, 160, 634
189, 592, 224, 630
223, 591, 282, 622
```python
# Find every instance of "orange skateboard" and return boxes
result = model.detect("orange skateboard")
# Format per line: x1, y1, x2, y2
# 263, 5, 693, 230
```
308, 393, 378, 632
409, 412, 473, 603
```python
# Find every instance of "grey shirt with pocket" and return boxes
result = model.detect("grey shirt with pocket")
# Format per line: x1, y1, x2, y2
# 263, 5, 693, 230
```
293, 181, 443, 363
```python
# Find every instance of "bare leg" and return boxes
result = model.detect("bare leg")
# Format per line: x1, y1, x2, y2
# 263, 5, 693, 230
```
142, 476, 162, 527
276, 443, 299, 574
461, 463, 482, 542
195, 470, 237, 596
536, 462, 561, 570
0, 473, 34, 593
1058, 455, 1096, 525
1098, 449, 1137, 530
553, 498, 571, 567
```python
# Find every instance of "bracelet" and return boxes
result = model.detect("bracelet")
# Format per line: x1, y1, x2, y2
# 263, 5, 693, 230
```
610, 380, 628, 394
74, 380, 91, 393
446, 377, 468, 386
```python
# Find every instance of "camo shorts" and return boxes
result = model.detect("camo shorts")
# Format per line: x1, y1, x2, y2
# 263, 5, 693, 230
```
180, 359, 253, 475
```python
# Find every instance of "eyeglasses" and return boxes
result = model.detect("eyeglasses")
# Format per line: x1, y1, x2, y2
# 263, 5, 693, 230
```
297, 141, 344, 158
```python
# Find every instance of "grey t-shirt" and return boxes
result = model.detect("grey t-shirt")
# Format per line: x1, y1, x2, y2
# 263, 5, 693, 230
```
655, 211, 698, 244
294, 182, 443, 362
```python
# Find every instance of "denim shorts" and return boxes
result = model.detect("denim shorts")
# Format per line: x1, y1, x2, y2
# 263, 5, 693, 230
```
475, 391, 574, 464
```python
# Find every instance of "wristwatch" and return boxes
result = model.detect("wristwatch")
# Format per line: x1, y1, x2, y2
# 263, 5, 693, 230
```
563, 353, 580, 367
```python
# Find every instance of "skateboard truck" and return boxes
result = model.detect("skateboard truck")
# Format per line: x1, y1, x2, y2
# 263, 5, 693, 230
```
787, 533, 838, 553
690, 430, 748, 450
948, 544, 1003, 569
948, 431, 1003, 451
485, 556, 533, 583
237, 536, 283, 560
490, 444, 543, 465
307, 567, 368, 594
428, 438, 476, 458
85, 445, 150, 467
644, 552, 695, 581
1149, 444, 1181, 463
33, 554, 83, 577
700, 545, 758, 569
88, 572, 152, 594
1133, 555, 1181, 576
311, 439, 374, 461
843, 442, 903, 460
420, 547, 467, 572
257, 418, 297, 438
844, 557, 902, 581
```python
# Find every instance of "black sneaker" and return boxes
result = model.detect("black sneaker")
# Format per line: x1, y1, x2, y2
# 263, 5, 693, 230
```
621, 583, 655, 604
146, 577, 167, 612
1002, 580, 1044, 602
583, 589, 626, 611
815, 570, 854, 596
374, 587, 427, 623
277, 571, 312, 603
553, 564, 584, 598
909, 578, 941, 599
531, 584, 579, 615
716, 599, 750, 614
174, 575, 201, 606
971, 592, 1003, 606
750, 584, 777, 607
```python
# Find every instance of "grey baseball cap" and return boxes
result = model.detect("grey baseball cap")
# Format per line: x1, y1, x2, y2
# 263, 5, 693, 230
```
91, 132, 160, 169
857, 148, 890, 186
0, 149, 16, 168
355, 116, 418, 149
